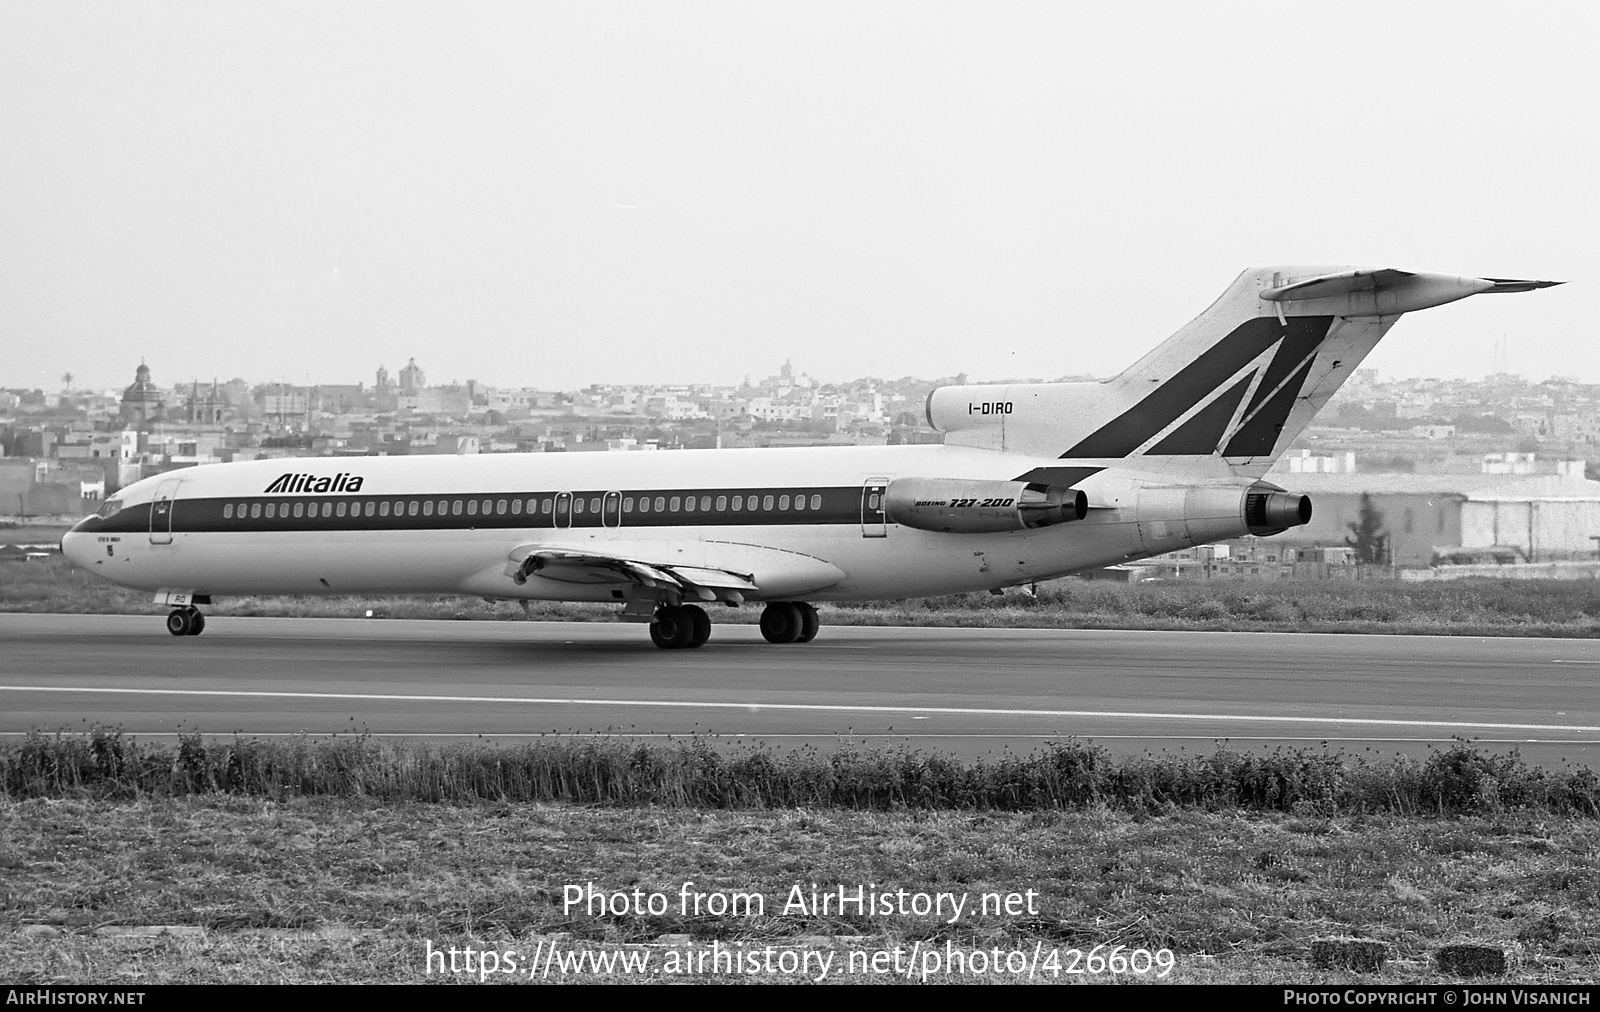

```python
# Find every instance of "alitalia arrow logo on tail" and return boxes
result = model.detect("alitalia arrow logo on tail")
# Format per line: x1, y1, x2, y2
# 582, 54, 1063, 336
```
263, 473, 365, 494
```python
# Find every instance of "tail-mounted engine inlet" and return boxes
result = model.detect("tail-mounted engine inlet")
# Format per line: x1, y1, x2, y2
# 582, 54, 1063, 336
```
1245, 486, 1313, 535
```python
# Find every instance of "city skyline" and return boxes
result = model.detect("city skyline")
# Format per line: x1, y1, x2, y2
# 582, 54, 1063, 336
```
3, 5, 1594, 393
7, 350, 1600, 398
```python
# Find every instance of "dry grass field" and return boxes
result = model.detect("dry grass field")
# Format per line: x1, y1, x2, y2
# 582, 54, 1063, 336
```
2, 797, 1596, 984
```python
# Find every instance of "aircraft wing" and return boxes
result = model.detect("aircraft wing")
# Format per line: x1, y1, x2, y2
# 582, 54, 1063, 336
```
505, 546, 759, 598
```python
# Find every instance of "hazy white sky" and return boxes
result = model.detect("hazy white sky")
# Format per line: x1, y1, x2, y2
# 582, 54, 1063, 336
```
2, 2, 1594, 392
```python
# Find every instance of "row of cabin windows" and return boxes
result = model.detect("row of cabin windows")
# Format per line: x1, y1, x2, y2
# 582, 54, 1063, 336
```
219, 492, 828, 522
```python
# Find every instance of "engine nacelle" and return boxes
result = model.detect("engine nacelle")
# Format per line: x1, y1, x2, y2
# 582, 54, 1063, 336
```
885, 477, 1087, 534
1246, 488, 1313, 535
1129, 481, 1313, 549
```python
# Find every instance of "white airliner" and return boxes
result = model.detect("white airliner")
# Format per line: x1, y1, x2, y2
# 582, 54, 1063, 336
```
62, 266, 1559, 647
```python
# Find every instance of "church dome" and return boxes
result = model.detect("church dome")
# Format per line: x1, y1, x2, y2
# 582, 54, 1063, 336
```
120, 362, 166, 422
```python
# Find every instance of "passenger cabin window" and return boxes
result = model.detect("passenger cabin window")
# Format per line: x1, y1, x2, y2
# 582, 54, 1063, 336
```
716, 495, 727, 511
250, 503, 262, 519
365, 502, 375, 517
336, 502, 346, 517
654, 496, 665, 511
685, 497, 695, 513
810, 494, 821, 510
467, 500, 478, 516
452, 500, 463, 515
497, 499, 507, 515
540, 498, 552, 514
779, 495, 790, 510
294, 502, 305, 518
573, 498, 584, 514
699, 496, 710, 511
223, 504, 234, 519
669, 496, 681, 511
763, 495, 774, 510
623, 497, 635, 512
732, 496, 743, 511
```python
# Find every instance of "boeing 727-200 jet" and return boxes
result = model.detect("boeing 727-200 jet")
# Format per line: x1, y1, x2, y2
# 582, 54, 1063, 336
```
61, 266, 1561, 647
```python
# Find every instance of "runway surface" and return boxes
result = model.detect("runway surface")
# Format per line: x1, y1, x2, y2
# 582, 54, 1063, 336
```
3, 613, 1599, 763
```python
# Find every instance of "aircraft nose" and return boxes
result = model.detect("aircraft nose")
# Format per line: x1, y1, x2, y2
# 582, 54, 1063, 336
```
61, 525, 94, 570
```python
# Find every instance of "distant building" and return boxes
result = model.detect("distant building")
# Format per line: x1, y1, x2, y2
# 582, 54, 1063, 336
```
1481, 451, 1537, 475
0, 458, 107, 516
399, 358, 426, 393
184, 380, 229, 425
1278, 449, 1356, 474
1409, 423, 1456, 439
1279, 472, 1600, 566
119, 362, 166, 424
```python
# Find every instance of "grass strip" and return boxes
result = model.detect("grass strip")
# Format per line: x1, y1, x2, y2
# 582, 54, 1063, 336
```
4, 730, 1597, 817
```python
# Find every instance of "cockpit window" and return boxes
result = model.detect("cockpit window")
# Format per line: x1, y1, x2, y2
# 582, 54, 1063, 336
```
97, 499, 123, 519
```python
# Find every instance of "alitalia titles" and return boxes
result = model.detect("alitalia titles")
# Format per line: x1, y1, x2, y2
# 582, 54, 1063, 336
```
263, 473, 365, 494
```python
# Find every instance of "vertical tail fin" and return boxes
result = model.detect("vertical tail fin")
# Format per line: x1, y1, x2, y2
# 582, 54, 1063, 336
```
929, 266, 1560, 476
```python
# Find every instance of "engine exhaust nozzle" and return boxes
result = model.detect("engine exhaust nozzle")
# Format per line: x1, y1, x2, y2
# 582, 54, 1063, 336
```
1246, 490, 1312, 534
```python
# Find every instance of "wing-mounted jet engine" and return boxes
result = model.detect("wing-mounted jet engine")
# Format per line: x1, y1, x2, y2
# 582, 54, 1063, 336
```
884, 477, 1088, 533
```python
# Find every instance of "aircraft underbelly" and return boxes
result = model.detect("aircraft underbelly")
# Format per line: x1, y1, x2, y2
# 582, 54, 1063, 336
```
91, 514, 1149, 600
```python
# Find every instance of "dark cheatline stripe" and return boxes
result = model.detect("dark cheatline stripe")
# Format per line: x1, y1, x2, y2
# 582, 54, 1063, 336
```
1223, 357, 1316, 457
1009, 465, 1105, 486
76, 486, 868, 536
1146, 371, 1255, 456
1239, 316, 1333, 420
1060, 317, 1283, 458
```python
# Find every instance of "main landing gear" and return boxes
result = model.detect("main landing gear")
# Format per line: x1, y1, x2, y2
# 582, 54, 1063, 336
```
646, 601, 822, 648
650, 604, 712, 650
165, 607, 206, 637
759, 602, 819, 645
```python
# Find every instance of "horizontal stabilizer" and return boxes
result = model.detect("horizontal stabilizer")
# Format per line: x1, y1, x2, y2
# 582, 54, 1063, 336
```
1261, 269, 1563, 307
1259, 268, 1416, 302
1480, 277, 1565, 293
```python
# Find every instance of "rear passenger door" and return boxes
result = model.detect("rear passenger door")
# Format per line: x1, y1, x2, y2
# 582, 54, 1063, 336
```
860, 478, 887, 538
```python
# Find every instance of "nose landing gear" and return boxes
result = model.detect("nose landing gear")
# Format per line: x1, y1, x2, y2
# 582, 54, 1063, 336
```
166, 607, 206, 637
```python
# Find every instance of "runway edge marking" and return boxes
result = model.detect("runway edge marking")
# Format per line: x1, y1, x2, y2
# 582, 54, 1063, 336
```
2, 685, 1597, 734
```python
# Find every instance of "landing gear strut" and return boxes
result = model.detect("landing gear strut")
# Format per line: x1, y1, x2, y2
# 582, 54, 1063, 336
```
650, 604, 711, 649
165, 607, 205, 637
759, 602, 819, 644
